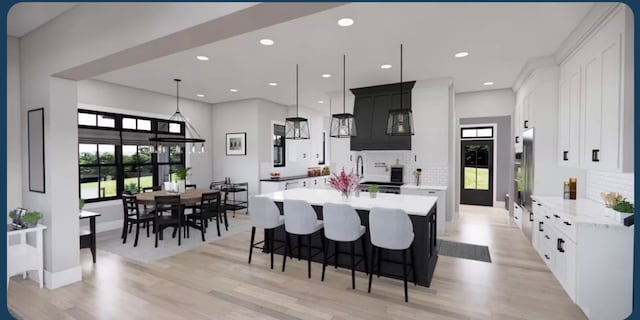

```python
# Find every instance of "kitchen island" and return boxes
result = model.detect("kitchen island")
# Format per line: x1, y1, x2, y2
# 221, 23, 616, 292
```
256, 188, 438, 286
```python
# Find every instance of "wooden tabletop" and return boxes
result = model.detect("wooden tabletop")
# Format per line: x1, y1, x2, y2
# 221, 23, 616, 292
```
79, 210, 101, 219
136, 188, 219, 205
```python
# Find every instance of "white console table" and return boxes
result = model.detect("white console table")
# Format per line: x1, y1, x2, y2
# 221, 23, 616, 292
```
7, 224, 46, 289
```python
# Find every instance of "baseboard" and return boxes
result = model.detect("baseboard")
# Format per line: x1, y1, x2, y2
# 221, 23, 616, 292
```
44, 265, 82, 289
494, 201, 506, 209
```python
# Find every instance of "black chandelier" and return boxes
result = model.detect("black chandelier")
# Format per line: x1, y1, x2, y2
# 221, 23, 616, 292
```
285, 64, 310, 139
386, 44, 414, 136
150, 79, 206, 153
330, 54, 356, 138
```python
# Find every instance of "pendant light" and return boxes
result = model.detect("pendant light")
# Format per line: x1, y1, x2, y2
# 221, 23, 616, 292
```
285, 64, 310, 139
150, 79, 206, 152
386, 44, 414, 135
330, 54, 356, 138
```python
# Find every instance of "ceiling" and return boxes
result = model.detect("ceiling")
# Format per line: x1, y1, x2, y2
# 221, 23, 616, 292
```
91, 3, 594, 111
7, 3, 76, 38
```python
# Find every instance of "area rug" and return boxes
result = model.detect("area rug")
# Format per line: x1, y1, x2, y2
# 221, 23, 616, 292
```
96, 217, 251, 263
437, 239, 492, 263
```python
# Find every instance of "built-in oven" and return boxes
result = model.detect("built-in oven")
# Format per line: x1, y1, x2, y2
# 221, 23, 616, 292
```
390, 166, 404, 184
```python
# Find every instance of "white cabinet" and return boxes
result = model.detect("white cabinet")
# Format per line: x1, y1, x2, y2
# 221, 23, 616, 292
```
400, 186, 446, 235
531, 197, 634, 320
7, 224, 47, 289
558, 7, 633, 172
513, 203, 523, 229
514, 101, 523, 153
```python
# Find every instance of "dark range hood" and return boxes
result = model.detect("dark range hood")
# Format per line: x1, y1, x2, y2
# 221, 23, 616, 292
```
349, 81, 415, 151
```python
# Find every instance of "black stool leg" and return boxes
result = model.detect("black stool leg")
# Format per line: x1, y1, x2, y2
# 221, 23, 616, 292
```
377, 247, 382, 278
368, 245, 376, 293
361, 235, 369, 275
298, 235, 302, 261
322, 238, 328, 281
410, 244, 417, 286
403, 249, 408, 302
350, 241, 356, 290
248, 226, 256, 264
269, 229, 275, 269
334, 241, 339, 269
282, 232, 290, 272
307, 234, 312, 279
146, 221, 150, 237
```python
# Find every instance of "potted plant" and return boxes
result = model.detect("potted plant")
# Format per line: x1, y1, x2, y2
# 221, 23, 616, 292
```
171, 166, 191, 193
368, 184, 379, 198
613, 198, 634, 223
9, 208, 23, 225
21, 211, 41, 228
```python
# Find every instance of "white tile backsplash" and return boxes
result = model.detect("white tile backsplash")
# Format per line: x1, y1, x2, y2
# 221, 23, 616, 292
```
586, 170, 634, 203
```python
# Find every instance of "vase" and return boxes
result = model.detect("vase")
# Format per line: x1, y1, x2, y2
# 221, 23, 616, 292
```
177, 180, 186, 193
369, 192, 377, 198
341, 191, 350, 200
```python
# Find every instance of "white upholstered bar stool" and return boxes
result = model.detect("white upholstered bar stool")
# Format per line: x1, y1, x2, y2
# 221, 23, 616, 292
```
282, 199, 324, 278
367, 207, 417, 302
321, 202, 369, 289
248, 196, 284, 269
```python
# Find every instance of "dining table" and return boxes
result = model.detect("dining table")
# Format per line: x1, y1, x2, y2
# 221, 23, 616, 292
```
135, 188, 219, 205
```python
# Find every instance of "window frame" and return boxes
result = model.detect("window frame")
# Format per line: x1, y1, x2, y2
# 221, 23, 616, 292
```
273, 124, 286, 168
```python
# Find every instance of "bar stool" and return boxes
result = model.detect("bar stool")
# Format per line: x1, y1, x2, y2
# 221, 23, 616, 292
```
368, 207, 417, 302
248, 196, 285, 269
321, 202, 369, 289
282, 199, 324, 278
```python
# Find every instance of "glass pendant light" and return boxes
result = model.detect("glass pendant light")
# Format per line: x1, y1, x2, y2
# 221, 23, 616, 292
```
386, 44, 414, 136
330, 54, 356, 138
285, 64, 310, 139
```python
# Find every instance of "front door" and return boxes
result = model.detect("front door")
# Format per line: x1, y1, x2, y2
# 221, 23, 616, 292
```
460, 140, 493, 206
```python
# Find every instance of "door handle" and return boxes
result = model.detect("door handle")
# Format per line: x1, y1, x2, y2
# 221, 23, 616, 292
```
592, 149, 600, 162
563, 151, 569, 161
529, 212, 533, 222
557, 238, 565, 253
538, 221, 544, 232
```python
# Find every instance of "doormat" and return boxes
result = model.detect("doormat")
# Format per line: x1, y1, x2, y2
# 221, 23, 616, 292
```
437, 239, 491, 263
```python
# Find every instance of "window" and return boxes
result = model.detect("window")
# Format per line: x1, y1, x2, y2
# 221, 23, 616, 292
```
461, 126, 493, 139
273, 124, 285, 167
78, 109, 185, 202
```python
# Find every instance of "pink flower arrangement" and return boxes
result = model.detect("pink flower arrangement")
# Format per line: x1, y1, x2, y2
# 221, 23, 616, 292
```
329, 168, 360, 196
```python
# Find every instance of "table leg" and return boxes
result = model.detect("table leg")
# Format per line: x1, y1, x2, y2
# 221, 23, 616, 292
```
90, 217, 97, 263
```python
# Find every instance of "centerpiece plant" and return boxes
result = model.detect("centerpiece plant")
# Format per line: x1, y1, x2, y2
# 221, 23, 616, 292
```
329, 168, 360, 199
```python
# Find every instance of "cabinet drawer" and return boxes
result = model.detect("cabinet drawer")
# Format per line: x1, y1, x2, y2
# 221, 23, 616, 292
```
540, 243, 555, 270
554, 215, 576, 242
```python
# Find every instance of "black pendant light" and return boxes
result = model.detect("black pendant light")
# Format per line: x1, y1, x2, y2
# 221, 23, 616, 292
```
285, 64, 310, 139
150, 79, 206, 153
330, 54, 356, 138
386, 44, 414, 136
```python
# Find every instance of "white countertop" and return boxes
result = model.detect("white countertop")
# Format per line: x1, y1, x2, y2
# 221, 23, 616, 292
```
256, 188, 437, 216
400, 184, 447, 191
532, 195, 628, 226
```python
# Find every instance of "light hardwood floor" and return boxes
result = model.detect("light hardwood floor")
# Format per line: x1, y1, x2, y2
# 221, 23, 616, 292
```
8, 205, 586, 319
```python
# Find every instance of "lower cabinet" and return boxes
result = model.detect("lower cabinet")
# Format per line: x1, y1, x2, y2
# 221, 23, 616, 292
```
260, 176, 331, 193
513, 203, 523, 229
400, 187, 446, 235
531, 199, 633, 320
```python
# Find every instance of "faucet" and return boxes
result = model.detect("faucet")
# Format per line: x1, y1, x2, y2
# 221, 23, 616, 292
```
356, 155, 364, 178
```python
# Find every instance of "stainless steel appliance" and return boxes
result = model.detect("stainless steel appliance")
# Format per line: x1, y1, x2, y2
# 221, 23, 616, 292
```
520, 128, 535, 242
390, 166, 404, 183
359, 181, 402, 194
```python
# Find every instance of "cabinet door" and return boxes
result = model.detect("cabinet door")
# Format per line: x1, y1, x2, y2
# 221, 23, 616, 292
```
514, 101, 523, 153
522, 93, 532, 130
582, 55, 603, 168
599, 39, 622, 171
555, 235, 577, 302
558, 79, 571, 164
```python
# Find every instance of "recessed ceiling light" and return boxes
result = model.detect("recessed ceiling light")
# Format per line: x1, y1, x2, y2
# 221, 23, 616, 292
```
483, 82, 494, 86
196, 94, 205, 97
321, 74, 332, 78
268, 82, 278, 86
337, 18, 354, 27
259, 39, 275, 46
380, 64, 392, 69
196, 55, 209, 61
454, 51, 469, 58
229, 88, 238, 92
318, 100, 325, 104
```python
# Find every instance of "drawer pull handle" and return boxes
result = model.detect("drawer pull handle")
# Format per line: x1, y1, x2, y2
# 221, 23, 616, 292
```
545, 215, 550, 219
563, 151, 569, 161
537, 203, 542, 206
545, 235, 550, 240
539, 222, 544, 232
515, 136, 520, 143
544, 254, 550, 260
563, 221, 572, 226
529, 212, 534, 222
524, 120, 529, 128
553, 214, 560, 218
557, 238, 565, 253
592, 149, 600, 162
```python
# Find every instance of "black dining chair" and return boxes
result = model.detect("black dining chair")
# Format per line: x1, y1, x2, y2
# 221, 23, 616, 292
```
187, 192, 221, 241
142, 186, 162, 192
153, 195, 183, 247
185, 184, 197, 190
121, 194, 155, 247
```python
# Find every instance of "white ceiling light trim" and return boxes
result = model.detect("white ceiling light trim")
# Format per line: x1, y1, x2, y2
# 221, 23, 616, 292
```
454, 51, 469, 58
321, 74, 332, 78
229, 88, 239, 92
318, 100, 325, 104
196, 94, 205, 97
196, 55, 209, 61
337, 18, 354, 27
268, 82, 278, 86
380, 64, 392, 69
259, 38, 275, 46
483, 81, 494, 86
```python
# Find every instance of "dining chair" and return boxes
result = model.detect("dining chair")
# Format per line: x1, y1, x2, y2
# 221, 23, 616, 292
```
186, 192, 221, 241
367, 207, 417, 302
282, 199, 324, 278
185, 184, 197, 190
248, 196, 285, 269
153, 195, 183, 247
142, 186, 162, 192
121, 194, 155, 247
321, 202, 369, 289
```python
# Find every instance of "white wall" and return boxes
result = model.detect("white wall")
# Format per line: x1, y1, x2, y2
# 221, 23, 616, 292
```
7, 37, 22, 212
456, 88, 515, 118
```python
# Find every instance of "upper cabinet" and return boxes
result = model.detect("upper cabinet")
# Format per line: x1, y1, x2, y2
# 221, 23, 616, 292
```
558, 7, 633, 172
350, 82, 414, 151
